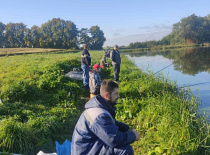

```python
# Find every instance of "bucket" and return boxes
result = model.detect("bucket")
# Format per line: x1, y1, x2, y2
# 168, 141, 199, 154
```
90, 93, 96, 99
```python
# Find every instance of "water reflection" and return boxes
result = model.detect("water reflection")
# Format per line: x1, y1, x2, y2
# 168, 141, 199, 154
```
125, 47, 210, 114
127, 47, 210, 75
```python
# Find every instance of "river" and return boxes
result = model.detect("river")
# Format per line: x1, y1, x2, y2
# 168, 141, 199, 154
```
125, 47, 210, 115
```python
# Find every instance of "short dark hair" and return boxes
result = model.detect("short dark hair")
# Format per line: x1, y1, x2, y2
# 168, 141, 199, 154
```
100, 80, 118, 97
83, 44, 88, 49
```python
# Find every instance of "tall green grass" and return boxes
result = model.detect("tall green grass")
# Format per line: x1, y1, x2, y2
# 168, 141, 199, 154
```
0, 49, 209, 154
115, 56, 210, 154
0, 51, 85, 154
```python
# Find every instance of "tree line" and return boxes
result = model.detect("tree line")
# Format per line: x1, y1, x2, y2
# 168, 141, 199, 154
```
0, 18, 106, 50
127, 14, 210, 49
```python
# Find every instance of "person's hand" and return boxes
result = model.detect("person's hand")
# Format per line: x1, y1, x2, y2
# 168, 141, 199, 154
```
81, 55, 87, 58
131, 129, 140, 141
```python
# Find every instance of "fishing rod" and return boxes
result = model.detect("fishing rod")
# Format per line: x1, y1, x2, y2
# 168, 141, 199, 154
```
178, 82, 210, 88
152, 63, 210, 89
136, 57, 165, 65
150, 48, 194, 76
153, 60, 179, 75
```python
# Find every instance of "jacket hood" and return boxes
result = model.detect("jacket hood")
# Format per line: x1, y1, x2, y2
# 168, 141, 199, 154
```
85, 95, 103, 109
85, 95, 116, 118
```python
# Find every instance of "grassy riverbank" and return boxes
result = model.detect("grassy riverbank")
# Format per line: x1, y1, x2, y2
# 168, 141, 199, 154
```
0, 49, 209, 154
119, 44, 202, 53
0, 48, 70, 56
115, 56, 210, 154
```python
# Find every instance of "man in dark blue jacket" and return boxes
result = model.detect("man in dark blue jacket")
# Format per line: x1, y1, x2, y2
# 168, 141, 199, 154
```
81, 44, 91, 89
111, 45, 121, 83
71, 80, 140, 155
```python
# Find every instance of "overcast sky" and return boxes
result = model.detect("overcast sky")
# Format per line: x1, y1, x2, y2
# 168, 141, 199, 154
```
1, 0, 210, 47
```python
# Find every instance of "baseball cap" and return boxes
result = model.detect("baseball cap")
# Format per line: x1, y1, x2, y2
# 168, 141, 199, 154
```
114, 45, 118, 48
93, 64, 103, 69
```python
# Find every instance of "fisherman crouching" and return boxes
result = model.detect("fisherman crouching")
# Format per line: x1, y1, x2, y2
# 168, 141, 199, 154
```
71, 80, 140, 155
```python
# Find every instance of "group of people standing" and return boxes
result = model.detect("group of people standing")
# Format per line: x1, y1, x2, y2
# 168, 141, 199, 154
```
70, 44, 140, 154
81, 44, 121, 90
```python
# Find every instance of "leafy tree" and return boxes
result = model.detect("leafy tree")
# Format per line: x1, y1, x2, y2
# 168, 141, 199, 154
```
89, 25, 106, 50
39, 18, 79, 49
4, 23, 16, 47
31, 25, 41, 48
0, 18, 107, 49
39, 21, 53, 48
128, 43, 134, 48
0, 22, 5, 47
24, 28, 32, 47
79, 28, 91, 45
181, 14, 202, 43
4, 22, 26, 47
169, 14, 208, 44
15, 23, 26, 47
203, 15, 210, 42
65, 20, 79, 49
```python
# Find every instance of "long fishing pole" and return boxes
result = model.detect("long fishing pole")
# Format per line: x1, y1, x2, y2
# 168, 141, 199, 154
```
153, 60, 179, 75
136, 57, 165, 64
135, 49, 210, 93
178, 82, 210, 88
151, 48, 193, 75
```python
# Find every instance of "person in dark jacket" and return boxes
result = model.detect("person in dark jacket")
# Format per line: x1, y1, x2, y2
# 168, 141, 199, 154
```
81, 44, 91, 89
71, 80, 140, 155
111, 45, 121, 83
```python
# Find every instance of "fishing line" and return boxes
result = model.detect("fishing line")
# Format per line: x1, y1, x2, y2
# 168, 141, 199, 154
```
136, 57, 165, 65
153, 60, 179, 75
178, 82, 210, 88
133, 50, 210, 89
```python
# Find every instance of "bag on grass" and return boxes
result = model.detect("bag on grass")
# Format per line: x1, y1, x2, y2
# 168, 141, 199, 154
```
37, 151, 56, 155
55, 140, 71, 155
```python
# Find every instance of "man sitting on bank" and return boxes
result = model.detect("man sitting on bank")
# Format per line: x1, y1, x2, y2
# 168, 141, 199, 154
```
71, 80, 140, 155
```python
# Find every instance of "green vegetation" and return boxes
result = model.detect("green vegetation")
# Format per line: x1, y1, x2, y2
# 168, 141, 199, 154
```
0, 48, 69, 56
0, 18, 106, 49
0, 51, 84, 154
119, 44, 201, 53
116, 58, 210, 154
0, 49, 210, 154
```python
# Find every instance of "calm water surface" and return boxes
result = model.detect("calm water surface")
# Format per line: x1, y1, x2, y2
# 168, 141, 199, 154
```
125, 48, 210, 114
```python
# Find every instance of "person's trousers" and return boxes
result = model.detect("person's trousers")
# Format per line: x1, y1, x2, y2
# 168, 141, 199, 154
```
81, 64, 90, 88
114, 144, 134, 155
113, 64, 120, 81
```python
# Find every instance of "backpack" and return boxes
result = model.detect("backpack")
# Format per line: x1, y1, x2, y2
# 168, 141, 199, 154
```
89, 71, 97, 94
